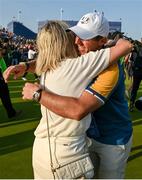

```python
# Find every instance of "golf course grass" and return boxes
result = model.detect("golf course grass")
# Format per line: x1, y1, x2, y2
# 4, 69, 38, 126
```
0, 73, 142, 179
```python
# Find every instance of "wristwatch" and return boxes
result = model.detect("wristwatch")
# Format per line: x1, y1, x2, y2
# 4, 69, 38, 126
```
32, 88, 42, 102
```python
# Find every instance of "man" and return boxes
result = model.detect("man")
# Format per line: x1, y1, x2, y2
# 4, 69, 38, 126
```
22, 44, 38, 81
67, 13, 132, 179
0, 45, 21, 118
129, 41, 142, 111
4, 12, 133, 179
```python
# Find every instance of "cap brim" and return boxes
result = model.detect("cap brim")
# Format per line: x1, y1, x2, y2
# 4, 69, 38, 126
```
68, 25, 96, 40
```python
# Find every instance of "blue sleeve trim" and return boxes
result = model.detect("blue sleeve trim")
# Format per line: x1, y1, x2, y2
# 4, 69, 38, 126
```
85, 86, 107, 104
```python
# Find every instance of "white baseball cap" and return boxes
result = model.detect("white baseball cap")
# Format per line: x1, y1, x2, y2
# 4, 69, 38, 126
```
69, 12, 109, 40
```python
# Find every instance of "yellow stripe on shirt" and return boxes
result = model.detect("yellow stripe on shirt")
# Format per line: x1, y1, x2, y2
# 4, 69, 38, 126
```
89, 63, 119, 98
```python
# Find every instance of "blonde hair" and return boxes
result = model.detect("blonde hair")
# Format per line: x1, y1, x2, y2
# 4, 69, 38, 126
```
36, 20, 78, 75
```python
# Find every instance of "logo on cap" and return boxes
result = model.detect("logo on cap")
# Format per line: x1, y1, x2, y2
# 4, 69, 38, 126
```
80, 16, 90, 24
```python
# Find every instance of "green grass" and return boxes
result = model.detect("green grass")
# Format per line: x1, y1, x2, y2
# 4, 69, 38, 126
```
0, 74, 40, 178
125, 110, 142, 178
0, 74, 142, 179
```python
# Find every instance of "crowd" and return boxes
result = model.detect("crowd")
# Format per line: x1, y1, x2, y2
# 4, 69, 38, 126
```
0, 27, 37, 119
0, 11, 142, 179
0, 27, 37, 67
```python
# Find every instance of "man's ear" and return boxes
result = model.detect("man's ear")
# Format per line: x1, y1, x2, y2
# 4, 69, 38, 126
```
100, 37, 108, 45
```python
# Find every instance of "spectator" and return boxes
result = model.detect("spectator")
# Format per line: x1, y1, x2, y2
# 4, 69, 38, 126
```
11, 46, 21, 65
129, 41, 142, 111
22, 44, 38, 81
0, 45, 21, 118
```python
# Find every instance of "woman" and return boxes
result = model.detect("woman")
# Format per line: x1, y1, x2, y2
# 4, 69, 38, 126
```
20, 21, 132, 179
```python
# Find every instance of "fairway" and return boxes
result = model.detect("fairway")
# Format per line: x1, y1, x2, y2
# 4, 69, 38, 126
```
0, 74, 142, 179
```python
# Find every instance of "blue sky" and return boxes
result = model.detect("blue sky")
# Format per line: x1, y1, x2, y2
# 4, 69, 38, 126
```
0, 0, 142, 40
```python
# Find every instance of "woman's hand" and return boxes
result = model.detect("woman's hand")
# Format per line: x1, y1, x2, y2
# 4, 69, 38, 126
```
3, 64, 26, 82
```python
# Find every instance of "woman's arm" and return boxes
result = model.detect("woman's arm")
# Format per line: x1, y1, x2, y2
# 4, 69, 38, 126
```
3, 60, 36, 82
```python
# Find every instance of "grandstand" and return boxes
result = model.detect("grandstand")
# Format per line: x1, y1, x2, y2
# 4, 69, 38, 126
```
109, 21, 121, 32
38, 20, 121, 32
7, 21, 37, 39
6, 20, 121, 39
38, 20, 78, 31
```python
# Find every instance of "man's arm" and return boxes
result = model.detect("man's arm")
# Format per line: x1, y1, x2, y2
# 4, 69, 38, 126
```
41, 90, 102, 120
109, 38, 133, 64
22, 64, 118, 120
22, 82, 102, 120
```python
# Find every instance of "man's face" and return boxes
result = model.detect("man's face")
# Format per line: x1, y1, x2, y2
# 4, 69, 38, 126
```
75, 36, 106, 55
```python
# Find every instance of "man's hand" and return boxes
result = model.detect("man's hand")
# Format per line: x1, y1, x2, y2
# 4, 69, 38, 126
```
3, 64, 26, 82
22, 82, 41, 100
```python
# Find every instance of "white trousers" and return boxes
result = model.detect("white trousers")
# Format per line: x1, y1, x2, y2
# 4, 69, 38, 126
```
89, 135, 133, 179
32, 136, 93, 179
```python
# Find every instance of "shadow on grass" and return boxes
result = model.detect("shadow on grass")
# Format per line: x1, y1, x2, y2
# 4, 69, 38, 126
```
130, 110, 142, 122
132, 119, 142, 126
131, 145, 142, 151
10, 91, 23, 98
0, 129, 35, 155
128, 145, 142, 162
130, 108, 142, 126
128, 151, 142, 162
0, 101, 41, 124
0, 117, 38, 128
